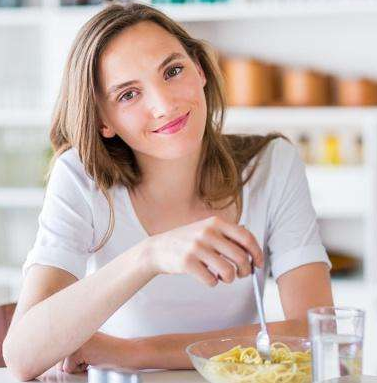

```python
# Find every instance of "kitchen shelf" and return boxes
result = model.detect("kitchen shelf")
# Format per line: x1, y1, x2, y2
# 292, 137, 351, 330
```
0, 7, 43, 25
0, 188, 45, 208
224, 107, 377, 130
307, 165, 367, 219
0, 109, 50, 127
1, 0, 377, 374
156, 0, 377, 22
2, 0, 377, 25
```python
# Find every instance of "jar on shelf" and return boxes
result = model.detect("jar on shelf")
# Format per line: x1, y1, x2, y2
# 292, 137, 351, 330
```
220, 56, 273, 107
282, 67, 331, 106
335, 77, 377, 106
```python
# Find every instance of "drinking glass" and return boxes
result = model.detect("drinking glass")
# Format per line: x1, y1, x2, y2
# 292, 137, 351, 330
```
308, 306, 365, 383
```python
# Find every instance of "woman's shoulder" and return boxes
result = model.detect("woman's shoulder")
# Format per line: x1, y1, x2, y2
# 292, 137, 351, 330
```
265, 136, 298, 167
49, 147, 96, 196
238, 135, 298, 174
56, 147, 87, 173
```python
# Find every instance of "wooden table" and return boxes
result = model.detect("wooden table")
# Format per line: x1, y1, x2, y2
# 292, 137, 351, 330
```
0, 368, 207, 383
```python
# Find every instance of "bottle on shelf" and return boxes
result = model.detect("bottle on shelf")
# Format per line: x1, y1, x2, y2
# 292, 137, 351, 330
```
353, 134, 363, 165
322, 133, 342, 166
297, 133, 313, 164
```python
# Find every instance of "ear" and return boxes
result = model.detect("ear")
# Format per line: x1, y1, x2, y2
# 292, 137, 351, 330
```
195, 60, 207, 88
100, 124, 116, 139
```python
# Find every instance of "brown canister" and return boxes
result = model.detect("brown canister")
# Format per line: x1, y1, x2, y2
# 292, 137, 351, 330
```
336, 78, 377, 106
282, 68, 330, 106
221, 56, 273, 106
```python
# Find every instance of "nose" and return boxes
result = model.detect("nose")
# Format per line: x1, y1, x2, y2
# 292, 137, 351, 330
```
147, 84, 178, 120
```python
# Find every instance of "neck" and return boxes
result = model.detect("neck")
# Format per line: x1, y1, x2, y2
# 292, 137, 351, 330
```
133, 146, 203, 210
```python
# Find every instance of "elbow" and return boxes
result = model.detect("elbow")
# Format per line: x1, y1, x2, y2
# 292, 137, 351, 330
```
3, 335, 41, 381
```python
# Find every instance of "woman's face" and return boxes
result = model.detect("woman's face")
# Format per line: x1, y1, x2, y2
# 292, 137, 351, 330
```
97, 21, 207, 161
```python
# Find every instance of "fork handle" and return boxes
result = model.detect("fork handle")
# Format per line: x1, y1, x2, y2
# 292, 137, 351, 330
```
252, 272, 268, 332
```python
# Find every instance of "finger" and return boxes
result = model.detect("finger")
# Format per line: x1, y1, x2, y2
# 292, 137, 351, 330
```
215, 219, 264, 267
185, 257, 219, 287
198, 249, 237, 283
203, 229, 251, 278
63, 356, 81, 374
55, 360, 64, 372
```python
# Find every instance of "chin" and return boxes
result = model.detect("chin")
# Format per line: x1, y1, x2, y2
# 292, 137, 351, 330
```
155, 139, 203, 160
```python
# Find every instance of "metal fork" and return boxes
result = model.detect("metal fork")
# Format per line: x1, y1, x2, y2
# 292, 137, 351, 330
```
252, 269, 271, 361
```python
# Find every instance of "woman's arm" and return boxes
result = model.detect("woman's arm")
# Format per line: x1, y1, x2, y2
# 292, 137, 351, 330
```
3, 241, 153, 382
137, 263, 332, 369
277, 262, 333, 320
76, 263, 333, 371
4, 216, 263, 380
130, 318, 308, 370
59, 317, 308, 372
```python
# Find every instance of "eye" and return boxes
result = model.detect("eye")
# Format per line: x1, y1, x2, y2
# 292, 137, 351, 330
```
119, 89, 138, 102
165, 65, 183, 80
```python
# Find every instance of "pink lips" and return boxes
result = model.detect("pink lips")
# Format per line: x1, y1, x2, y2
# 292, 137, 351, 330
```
153, 112, 190, 135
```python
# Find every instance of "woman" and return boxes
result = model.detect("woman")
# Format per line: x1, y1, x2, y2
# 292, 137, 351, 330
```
3, 3, 333, 381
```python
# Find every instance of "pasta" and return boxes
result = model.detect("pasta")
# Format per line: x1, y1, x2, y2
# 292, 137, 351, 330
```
202, 342, 311, 383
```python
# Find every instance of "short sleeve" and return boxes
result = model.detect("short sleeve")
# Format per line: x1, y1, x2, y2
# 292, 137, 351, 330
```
267, 139, 331, 280
22, 149, 94, 280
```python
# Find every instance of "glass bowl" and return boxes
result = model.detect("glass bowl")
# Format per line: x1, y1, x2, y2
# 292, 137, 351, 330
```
186, 335, 311, 383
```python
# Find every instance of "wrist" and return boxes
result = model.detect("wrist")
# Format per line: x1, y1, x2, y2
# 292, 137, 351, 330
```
117, 337, 152, 370
135, 237, 159, 279
120, 238, 157, 283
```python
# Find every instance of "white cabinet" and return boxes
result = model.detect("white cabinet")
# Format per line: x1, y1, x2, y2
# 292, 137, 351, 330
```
1, 0, 377, 373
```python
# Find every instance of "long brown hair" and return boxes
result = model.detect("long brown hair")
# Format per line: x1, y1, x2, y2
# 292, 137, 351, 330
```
49, 2, 284, 250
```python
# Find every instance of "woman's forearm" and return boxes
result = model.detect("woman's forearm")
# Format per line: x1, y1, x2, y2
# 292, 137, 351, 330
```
131, 319, 309, 370
3, 242, 153, 381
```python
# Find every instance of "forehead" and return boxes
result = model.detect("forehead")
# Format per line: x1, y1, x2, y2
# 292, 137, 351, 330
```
98, 21, 187, 89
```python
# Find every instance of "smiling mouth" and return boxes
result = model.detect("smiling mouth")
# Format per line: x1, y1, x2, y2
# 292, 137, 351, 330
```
152, 111, 190, 135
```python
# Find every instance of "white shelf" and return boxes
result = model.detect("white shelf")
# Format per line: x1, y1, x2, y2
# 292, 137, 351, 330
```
307, 165, 366, 219
0, 187, 45, 208
224, 107, 377, 130
0, 7, 43, 25
157, 0, 377, 22
0, 109, 50, 127
2, 106, 377, 128
0, 166, 366, 219
2, 1, 377, 25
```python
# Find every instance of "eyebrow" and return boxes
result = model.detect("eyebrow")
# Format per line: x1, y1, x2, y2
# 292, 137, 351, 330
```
106, 52, 186, 98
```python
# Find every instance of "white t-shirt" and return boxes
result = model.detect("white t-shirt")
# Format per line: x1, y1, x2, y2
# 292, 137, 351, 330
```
22, 138, 331, 338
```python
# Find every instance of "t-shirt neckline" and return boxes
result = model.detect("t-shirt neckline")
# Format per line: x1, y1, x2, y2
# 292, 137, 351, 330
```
123, 181, 248, 238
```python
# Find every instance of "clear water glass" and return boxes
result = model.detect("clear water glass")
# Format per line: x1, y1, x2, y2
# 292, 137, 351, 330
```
308, 307, 365, 383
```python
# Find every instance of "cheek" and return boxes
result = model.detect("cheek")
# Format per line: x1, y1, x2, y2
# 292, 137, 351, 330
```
110, 107, 149, 148
178, 76, 205, 106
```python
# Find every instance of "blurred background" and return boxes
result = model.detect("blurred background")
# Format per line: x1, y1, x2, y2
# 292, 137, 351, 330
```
1, 0, 377, 374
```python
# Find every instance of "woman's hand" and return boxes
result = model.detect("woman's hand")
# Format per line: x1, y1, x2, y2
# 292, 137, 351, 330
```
55, 332, 105, 374
145, 216, 264, 287
55, 332, 137, 374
